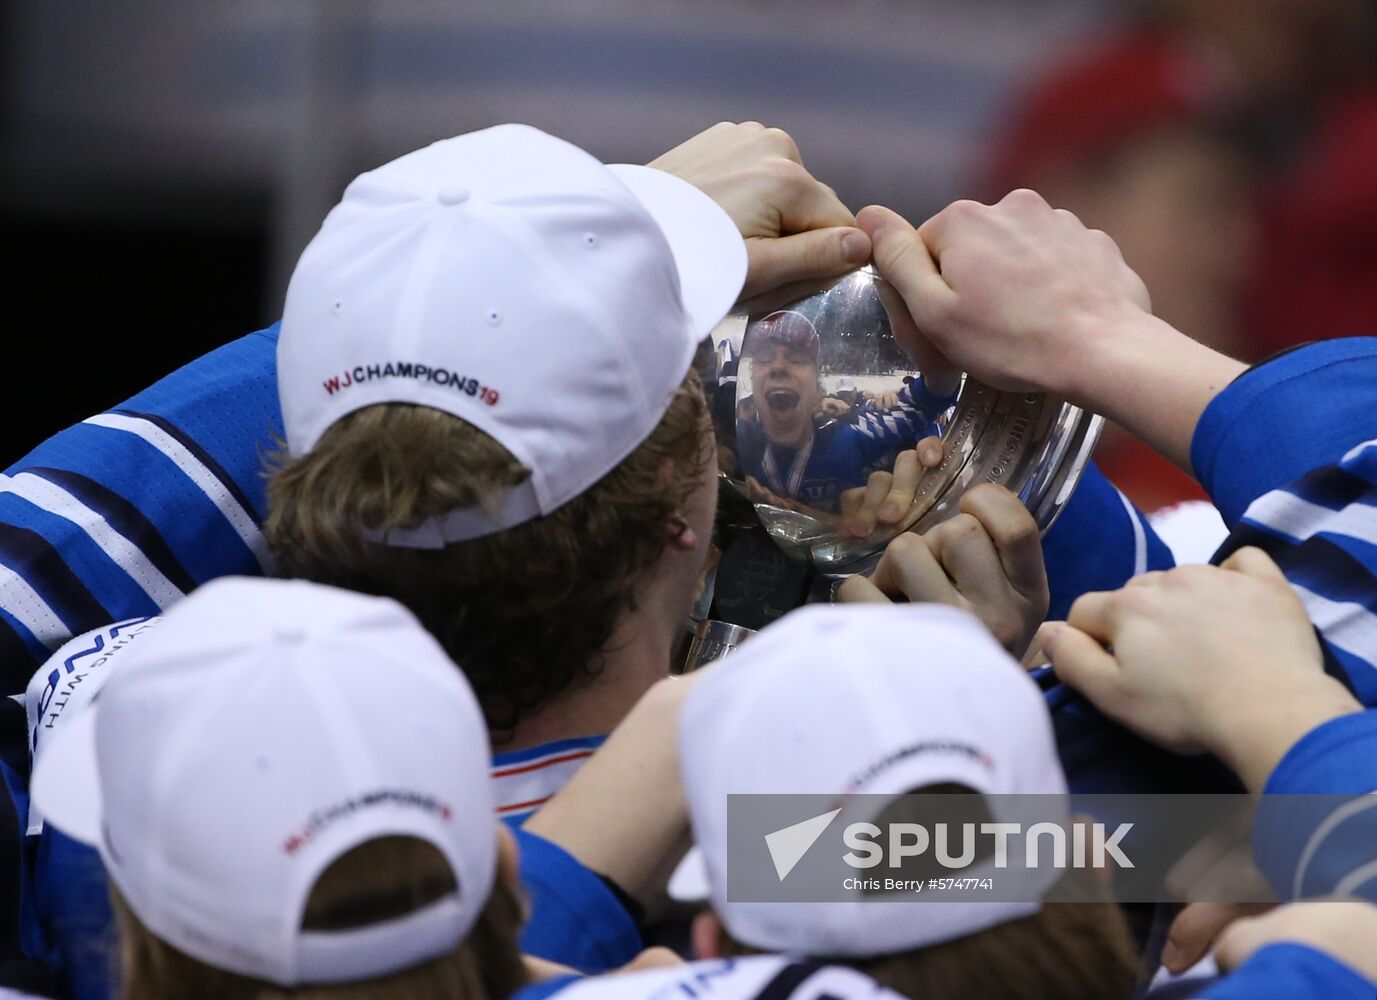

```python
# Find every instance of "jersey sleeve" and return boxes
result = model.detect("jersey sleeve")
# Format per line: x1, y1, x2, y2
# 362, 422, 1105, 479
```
0, 326, 282, 692
1040, 461, 1176, 621
903, 376, 961, 418
1264, 710, 1377, 797
29, 829, 115, 1000
1253, 711, 1377, 902
1192, 338, 1377, 529
1192, 942, 1375, 1000
839, 380, 954, 468
513, 826, 643, 974
1189, 339, 1377, 704
1213, 440, 1377, 705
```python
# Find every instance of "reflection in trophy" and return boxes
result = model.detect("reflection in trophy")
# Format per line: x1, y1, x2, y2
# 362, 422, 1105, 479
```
677, 266, 1103, 673
735, 307, 956, 519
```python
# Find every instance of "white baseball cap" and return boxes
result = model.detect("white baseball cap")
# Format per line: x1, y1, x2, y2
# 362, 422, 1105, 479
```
31, 577, 497, 986
24, 616, 162, 836
278, 123, 747, 547
669, 603, 1068, 957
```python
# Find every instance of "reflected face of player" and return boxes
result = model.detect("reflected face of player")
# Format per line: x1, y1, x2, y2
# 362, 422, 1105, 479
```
750, 342, 823, 449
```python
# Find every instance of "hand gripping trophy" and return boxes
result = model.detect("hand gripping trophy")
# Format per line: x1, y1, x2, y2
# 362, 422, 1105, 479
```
681, 267, 1101, 670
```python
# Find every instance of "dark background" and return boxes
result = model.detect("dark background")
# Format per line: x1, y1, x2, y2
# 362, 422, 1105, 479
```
0, 0, 1128, 465
4, 208, 270, 459
4, 0, 1371, 507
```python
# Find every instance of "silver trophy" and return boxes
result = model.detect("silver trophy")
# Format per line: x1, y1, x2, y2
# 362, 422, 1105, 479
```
680, 266, 1102, 671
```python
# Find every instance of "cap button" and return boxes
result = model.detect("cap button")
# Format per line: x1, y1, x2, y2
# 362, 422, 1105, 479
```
437, 187, 470, 206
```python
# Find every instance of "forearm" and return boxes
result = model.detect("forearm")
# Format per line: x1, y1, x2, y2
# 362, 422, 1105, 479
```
1065, 312, 1245, 475
1208, 680, 1362, 794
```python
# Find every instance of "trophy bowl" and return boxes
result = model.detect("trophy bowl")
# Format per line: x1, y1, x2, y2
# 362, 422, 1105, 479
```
706, 266, 1103, 575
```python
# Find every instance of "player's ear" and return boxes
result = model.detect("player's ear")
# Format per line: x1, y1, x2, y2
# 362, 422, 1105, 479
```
691, 910, 726, 960
666, 516, 699, 552
656, 455, 699, 554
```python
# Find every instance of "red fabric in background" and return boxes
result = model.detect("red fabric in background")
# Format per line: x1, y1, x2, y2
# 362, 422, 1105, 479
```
984, 31, 1237, 198
1245, 88, 1377, 354
1097, 437, 1208, 512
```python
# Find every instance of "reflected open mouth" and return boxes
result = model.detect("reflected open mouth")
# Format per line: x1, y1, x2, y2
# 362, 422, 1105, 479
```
765, 388, 800, 412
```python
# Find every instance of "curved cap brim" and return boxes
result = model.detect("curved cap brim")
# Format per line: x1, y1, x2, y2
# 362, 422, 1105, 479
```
667, 846, 711, 903
30, 707, 104, 846
608, 164, 747, 338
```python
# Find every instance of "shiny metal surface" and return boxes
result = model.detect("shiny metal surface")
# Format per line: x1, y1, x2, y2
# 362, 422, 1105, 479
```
708, 267, 1102, 573
678, 618, 758, 673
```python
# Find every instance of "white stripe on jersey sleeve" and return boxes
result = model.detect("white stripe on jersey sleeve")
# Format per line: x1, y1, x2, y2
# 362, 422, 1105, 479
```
1246, 489, 1377, 546
1341, 438, 1377, 464
1290, 583, 1377, 670
0, 562, 68, 650
1334, 856, 1377, 897
1291, 795, 1377, 899
84, 412, 271, 572
0, 472, 185, 608
1114, 488, 1148, 577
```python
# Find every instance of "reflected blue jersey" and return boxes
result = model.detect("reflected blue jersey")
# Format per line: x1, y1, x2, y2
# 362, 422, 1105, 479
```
738, 379, 953, 511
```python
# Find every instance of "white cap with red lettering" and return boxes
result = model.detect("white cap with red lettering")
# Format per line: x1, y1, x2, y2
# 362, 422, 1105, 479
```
31, 576, 496, 986
669, 603, 1069, 957
277, 124, 746, 547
